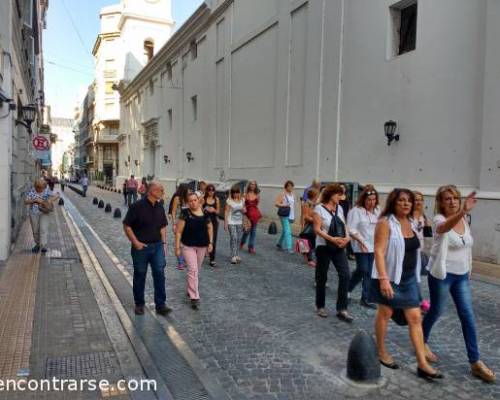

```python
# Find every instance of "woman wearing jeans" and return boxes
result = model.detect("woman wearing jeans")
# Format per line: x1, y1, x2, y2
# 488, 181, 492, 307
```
313, 184, 353, 322
175, 192, 213, 310
240, 181, 262, 254
347, 185, 380, 309
423, 186, 495, 383
275, 181, 296, 253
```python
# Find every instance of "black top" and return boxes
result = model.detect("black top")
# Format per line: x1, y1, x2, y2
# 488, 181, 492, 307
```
179, 208, 211, 247
123, 198, 168, 244
203, 198, 218, 222
402, 234, 420, 278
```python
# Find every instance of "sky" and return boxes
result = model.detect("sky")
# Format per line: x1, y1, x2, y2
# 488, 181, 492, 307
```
44, 0, 203, 119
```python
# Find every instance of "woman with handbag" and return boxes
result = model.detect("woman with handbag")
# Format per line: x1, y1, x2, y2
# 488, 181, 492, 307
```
240, 181, 262, 254
25, 178, 58, 253
203, 184, 220, 267
422, 186, 495, 383
275, 180, 296, 253
370, 188, 442, 380
224, 185, 245, 264
299, 188, 319, 267
313, 184, 353, 321
347, 185, 380, 309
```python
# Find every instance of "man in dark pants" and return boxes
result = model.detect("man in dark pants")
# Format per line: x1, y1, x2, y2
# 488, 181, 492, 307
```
123, 182, 171, 316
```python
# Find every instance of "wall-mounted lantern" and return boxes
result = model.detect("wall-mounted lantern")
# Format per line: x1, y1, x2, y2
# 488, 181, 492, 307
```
163, 155, 171, 164
15, 104, 37, 134
384, 120, 399, 146
186, 152, 195, 162
134, 159, 140, 166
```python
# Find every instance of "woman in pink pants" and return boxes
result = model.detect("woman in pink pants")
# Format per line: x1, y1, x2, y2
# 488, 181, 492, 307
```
175, 192, 213, 309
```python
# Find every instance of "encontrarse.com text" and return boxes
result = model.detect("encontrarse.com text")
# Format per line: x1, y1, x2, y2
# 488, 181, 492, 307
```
0, 378, 157, 392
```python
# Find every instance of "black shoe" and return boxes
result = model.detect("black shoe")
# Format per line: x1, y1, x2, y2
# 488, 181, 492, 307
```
417, 367, 444, 381
336, 311, 354, 323
32, 245, 40, 253
360, 299, 377, 309
380, 359, 400, 369
191, 299, 199, 310
41, 247, 48, 254
134, 305, 145, 315
209, 261, 217, 267
156, 305, 172, 316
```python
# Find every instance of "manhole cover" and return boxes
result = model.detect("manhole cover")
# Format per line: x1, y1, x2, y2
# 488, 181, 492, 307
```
45, 351, 116, 379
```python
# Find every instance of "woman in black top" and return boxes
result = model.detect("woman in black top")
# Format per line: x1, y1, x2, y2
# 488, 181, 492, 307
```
203, 184, 220, 267
175, 192, 213, 309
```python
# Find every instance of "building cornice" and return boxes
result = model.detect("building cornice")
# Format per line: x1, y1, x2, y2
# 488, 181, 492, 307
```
117, 13, 174, 31
122, 1, 234, 99
92, 32, 121, 56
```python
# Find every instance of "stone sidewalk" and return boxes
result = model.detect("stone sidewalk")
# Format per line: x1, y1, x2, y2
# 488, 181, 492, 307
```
64, 185, 500, 400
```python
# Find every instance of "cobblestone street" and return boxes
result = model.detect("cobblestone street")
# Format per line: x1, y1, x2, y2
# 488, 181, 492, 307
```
63, 186, 500, 400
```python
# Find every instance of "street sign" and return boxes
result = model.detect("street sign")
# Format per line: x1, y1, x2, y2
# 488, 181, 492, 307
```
32, 135, 49, 150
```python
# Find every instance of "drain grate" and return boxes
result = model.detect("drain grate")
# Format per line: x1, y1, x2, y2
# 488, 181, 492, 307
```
45, 351, 116, 379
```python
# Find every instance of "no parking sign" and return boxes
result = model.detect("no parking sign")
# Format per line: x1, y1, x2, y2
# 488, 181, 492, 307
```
32, 135, 49, 150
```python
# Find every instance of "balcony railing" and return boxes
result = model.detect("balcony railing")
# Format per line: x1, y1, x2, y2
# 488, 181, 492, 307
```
97, 134, 119, 143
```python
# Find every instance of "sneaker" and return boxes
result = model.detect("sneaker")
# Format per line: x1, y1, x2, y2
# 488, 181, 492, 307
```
32, 245, 40, 253
209, 261, 217, 267
156, 305, 172, 316
471, 361, 496, 383
176, 263, 185, 270
235, 256, 242, 263
317, 308, 328, 318
230, 257, 238, 264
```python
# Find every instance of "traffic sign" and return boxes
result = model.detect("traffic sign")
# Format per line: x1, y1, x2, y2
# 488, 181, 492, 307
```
32, 135, 49, 150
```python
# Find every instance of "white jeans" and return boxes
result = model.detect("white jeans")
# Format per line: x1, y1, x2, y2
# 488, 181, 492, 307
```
29, 213, 49, 247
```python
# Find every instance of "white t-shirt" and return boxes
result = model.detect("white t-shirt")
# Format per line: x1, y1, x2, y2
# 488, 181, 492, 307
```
226, 199, 244, 225
434, 214, 473, 275
347, 206, 379, 253
314, 204, 345, 247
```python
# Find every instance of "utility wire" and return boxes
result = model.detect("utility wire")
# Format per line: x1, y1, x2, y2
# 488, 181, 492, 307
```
61, 0, 93, 58
46, 60, 94, 76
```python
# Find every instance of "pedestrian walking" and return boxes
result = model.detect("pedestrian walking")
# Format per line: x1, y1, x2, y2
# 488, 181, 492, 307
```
80, 174, 89, 197
224, 185, 245, 264
299, 188, 319, 267
122, 180, 128, 205
196, 181, 207, 205
138, 177, 148, 200
59, 176, 66, 192
411, 191, 432, 270
25, 179, 59, 253
126, 174, 139, 206
240, 181, 262, 254
313, 184, 353, 322
175, 192, 213, 309
123, 182, 171, 316
347, 185, 380, 309
169, 183, 191, 270
422, 186, 495, 383
203, 184, 220, 267
301, 179, 321, 203
370, 188, 442, 380
275, 180, 296, 253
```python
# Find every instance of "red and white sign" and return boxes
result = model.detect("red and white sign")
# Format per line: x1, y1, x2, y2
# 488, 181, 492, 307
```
32, 135, 49, 150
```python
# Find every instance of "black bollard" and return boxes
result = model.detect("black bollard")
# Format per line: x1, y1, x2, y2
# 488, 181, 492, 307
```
118, 190, 121, 194
98, 200, 105, 208
58, 198, 65, 206
346, 330, 381, 382
105, 203, 112, 213
268, 221, 278, 235
93, 197, 99, 205
113, 208, 122, 218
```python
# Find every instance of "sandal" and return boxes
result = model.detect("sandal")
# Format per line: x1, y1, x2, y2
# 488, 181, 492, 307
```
471, 361, 496, 383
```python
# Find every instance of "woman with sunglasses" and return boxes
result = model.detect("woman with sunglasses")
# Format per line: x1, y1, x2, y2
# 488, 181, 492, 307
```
240, 181, 262, 254
224, 185, 245, 264
422, 186, 495, 383
347, 185, 380, 309
371, 188, 442, 380
203, 184, 220, 267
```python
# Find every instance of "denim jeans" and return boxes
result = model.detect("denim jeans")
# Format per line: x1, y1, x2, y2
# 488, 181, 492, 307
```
241, 222, 257, 249
131, 242, 166, 308
277, 217, 293, 251
422, 272, 480, 363
315, 246, 350, 311
127, 189, 138, 206
348, 253, 374, 301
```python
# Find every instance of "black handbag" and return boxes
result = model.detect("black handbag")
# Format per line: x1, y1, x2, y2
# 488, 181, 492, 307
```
277, 206, 290, 217
423, 226, 433, 238
323, 205, 346, 250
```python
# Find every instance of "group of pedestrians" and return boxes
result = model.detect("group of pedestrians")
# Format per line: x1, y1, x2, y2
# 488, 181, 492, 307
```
118, 177, 494, 384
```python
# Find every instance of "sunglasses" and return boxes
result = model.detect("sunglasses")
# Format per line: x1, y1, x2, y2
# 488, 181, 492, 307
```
365, 191, 376, 196
207, 188, 215, 192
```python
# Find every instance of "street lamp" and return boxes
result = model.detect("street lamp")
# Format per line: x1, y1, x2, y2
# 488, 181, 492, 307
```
186, 152, 195, 162
15, 104, 37, 133
384, 120, 399, 146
